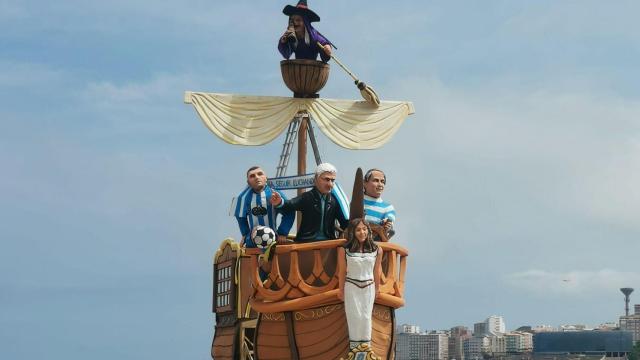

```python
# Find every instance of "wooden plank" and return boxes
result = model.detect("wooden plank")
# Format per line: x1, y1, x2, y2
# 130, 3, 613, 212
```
256, 333, 290, 347
256, 321, 289, 349
297, 332, 348, 359
293, 305, 346, 334
285, 311, 300, 360
301, 339, 349, 360
212, 326, 236, 359
212, 343, 233, 359
258, 319, 288, 332
213, 333, 235, 347
371, 305, 395, 360
257, 345, 294, 360
294, 316, 348, 347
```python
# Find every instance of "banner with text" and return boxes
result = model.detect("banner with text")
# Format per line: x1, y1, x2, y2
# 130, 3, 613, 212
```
268, 173, 315, 190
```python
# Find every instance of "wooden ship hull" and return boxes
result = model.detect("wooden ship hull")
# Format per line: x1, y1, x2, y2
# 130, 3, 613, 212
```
211, 237, 407, 359
256, 303, 395, 360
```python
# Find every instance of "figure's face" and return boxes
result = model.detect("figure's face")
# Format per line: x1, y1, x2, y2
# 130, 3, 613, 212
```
290, 15, 305, 35
247, 168, 267, 192
364, 170, 386, 198
355, 222, 368, 244
315, 172, 336, 194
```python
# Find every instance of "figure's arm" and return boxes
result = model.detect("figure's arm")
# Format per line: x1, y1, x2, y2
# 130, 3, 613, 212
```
374, 247, 383, 293
382, 219, 393, 231
236, 216, 250, 245
276, 191, 295, 239
338, 247, 346, 301
278, 40, 293, 59
319, 43, 331, 62
273, 191, 306, 212
337, 201, 349, 230
383, 206, 397, 236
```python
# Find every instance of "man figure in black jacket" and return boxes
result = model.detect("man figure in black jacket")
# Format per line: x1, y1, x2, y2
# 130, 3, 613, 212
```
270, 163, 349, 242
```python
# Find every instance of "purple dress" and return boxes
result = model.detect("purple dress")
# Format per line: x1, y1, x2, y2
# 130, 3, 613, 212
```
278, 17, 334, 62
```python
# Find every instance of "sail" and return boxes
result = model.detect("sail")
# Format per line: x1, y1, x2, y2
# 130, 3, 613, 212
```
184, 92, 414, 150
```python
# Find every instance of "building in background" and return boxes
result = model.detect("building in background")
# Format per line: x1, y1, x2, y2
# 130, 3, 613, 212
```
396, 325, 429, 360
400, 323, 421, 334
486, 315, 506, 335
533, 330, 633, 358
596, 322, 619, 331
488, 335, 506, 357
559, 324, 588, 331
425, 332, 449, 360
532, 325, 556, 333
474, 322, 488, 337
449, 326, 472, 360
396, 328, 450, 360
619, 304, 640, 343
505, 332, 533, 353
464, 336, 490, 360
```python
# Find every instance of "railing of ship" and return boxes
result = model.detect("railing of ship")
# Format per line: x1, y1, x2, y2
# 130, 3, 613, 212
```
245, 239, 407, 313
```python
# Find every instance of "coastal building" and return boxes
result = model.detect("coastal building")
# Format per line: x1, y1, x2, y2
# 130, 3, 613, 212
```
396, 329, 450, 360
487, 315, 506, 335
619, 304, 640, 343
559, 324, 588, 331
400, 324, 422, 334
533, 330, 633, 357
505, 332, 533, 353
464, 336, 490, 360
531, 325, 555, 333
488, 335, 506, 356
426, 332, 449, 360
474, 322, 488, 336
449, 326, 472, 360
396, 330, 429, 360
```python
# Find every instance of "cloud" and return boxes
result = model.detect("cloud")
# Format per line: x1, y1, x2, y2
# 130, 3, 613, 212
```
0, 60, 68, 88
0, 1, 27, 21
570, 139, 640, 229
504, 269, 640, 296
83, 72, 198, 105
381, 72, 640, 229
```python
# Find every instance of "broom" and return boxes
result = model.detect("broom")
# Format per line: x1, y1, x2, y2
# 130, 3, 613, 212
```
318, 43, 381, 106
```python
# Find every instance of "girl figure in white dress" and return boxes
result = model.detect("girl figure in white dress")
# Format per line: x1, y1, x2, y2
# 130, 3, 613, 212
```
339, 218, 383, 351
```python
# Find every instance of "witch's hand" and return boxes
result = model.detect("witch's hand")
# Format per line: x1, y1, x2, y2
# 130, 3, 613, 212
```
281, 29, 295, 43
322, 44, 332, 56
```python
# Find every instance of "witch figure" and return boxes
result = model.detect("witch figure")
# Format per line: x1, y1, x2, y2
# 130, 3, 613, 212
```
278, 0, 335, 62
338, 168, 383, 359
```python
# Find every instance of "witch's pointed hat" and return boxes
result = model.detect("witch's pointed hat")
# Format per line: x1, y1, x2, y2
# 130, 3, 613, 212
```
283, 0, 321, 22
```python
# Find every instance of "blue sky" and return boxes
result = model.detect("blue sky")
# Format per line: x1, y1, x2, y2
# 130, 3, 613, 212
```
2, 1, 640, 358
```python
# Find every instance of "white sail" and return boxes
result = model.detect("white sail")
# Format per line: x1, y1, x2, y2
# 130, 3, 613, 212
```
184, 92, 414, 150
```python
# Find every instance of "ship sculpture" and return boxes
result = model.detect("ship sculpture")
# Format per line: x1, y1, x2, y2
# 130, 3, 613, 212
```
184, 3, 414, 359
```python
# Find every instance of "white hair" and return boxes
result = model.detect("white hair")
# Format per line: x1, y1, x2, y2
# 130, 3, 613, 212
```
315, 162, 337, 176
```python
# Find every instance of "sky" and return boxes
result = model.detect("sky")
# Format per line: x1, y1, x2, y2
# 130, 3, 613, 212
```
2, 0, 640, 358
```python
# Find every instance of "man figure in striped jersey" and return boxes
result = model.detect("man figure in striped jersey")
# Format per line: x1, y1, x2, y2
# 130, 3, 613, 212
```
363, 168, 396, 239
234, 166, 295, 246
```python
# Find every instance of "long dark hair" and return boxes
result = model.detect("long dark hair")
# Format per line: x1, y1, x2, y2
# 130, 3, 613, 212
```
343, 218, 378, 253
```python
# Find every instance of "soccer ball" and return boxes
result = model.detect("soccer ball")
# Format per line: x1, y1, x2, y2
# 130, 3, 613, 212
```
251, 226, 276, 249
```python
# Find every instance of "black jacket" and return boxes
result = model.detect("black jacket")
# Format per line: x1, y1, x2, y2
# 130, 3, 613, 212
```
280, 187, 349, 242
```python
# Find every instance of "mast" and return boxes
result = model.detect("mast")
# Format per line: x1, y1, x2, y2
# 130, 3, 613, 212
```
296, 112, 309, 229
297, 112, 308, 196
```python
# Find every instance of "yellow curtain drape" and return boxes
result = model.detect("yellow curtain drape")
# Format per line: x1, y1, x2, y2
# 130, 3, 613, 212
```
184, 92, 414, 149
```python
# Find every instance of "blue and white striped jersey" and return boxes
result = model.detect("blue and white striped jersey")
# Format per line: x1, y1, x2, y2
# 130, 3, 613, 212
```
233, 186, 295, 245
363, 194, 396, 225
